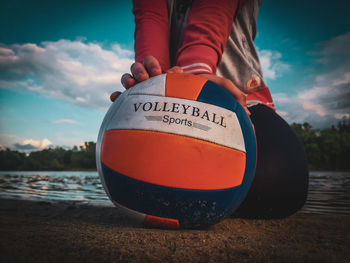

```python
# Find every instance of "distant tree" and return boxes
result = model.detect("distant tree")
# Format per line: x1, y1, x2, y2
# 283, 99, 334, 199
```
0, 149, 26, 170
1, 123, 349, 171
0, 142, 96, 171
291, 120, 350, 171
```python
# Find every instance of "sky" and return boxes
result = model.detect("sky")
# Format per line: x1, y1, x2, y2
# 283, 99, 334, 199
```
0, 0, 349, 151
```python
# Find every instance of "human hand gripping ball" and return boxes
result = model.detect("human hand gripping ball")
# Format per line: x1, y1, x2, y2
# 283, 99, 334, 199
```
110, 56, 249, 115
110, 56, 183, 101
197, 73, 250, 116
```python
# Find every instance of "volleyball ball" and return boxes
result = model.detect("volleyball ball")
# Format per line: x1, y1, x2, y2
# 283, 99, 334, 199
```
96, 73, 256, 228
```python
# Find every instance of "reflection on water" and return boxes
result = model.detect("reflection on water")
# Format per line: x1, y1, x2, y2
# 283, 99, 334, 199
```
300, 171, 350, 215
0, 171, 111, 206
0, 171, 349, 215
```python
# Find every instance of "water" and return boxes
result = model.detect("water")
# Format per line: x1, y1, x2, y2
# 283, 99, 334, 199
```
0, 171, 111, 206
0, 171, 349, 215
300, 171, 350, 215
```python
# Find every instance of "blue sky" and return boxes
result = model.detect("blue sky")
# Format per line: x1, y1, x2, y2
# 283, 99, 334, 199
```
0, 0, 349, 151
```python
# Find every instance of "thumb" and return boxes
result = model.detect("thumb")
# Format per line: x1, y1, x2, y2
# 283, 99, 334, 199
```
110, 91, 122, 102
198, 74, 249, 114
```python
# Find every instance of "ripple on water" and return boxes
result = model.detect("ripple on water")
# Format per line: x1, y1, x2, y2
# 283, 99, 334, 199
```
0, 171, 349, 214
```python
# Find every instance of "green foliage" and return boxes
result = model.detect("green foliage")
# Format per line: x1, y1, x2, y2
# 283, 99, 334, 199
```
291, 121, 350, 171
0, 149, 26, 170
0, 141, 97, 171
1, 121, 350, 171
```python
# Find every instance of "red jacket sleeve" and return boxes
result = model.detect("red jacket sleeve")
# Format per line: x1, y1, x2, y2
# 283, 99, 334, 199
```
177, 0, 241, 74
133, 0, 170, 71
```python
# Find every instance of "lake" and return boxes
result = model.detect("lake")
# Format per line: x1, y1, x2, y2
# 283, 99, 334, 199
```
0, 171, 349, 215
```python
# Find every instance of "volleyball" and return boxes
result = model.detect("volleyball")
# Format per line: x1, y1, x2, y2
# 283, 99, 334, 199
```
96, 73, 256, 228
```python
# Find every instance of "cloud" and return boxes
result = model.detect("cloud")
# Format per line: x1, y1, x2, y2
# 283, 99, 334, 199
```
333, 72, 350, 86
274, 82, 350, 128
273, 32, 350, 128
0, 40, 134, 110
0, 40, 289, 110
314, 32, 350, 67
13, 143, 38, 150
0, 134, 52, 152
52, 119, 80, 125
0, 132, 92, 152
1, 137, 54, 152
258, 49, 290, 80
18, 138, 53, 150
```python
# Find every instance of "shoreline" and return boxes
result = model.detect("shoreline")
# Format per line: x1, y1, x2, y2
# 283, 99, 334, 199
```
1, 198, 349, 262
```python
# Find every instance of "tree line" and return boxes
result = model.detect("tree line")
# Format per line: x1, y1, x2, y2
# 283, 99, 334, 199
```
0, 142, 96, 171
290, 121, 350, 171
1, 121, 349, 171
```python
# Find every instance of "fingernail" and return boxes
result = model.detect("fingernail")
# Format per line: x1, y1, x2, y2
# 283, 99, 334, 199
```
151, 67, 159, 75
121, 75, 127, 86
110, 91, 122, 102
135, 71, 145, 80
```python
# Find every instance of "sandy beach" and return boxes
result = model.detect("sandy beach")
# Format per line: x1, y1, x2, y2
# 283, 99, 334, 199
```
0, 198, 349, 263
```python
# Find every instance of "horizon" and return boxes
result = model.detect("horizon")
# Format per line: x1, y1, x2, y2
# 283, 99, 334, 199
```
0, 0, 349, 152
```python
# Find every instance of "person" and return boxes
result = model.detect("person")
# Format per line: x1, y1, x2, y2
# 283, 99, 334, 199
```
112, 0, 309, 218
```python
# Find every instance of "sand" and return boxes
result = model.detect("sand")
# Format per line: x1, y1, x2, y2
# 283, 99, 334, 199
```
0, 198, 349, 263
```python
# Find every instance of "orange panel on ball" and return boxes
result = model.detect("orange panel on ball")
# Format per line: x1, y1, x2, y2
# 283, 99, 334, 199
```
101, 130, 246, 190
165, 73, 207, 100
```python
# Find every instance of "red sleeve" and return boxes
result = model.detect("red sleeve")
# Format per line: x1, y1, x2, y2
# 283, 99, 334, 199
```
133, 0, 170, 71
176, 0, 240, 74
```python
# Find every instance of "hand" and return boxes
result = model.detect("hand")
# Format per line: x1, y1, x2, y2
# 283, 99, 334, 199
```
110, 56, 183, 102
111, 57, 249, 115
198, 73, 250, 115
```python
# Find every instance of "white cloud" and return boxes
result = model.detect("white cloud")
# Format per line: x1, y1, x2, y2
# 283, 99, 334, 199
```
0, 39, 134, 110
333, 72, 350, 86
276, 110, 287, 118
311, 32, 350, 87
0, 133, 87, 152
274, 81, 349, 127
314, 32, 350, 65
334, 113, 350, 119
272, 32, 350, 128
8, 138, 53, 152
258, 49, 290, 80
20, 138, 52, 149
52, 119, 80, 125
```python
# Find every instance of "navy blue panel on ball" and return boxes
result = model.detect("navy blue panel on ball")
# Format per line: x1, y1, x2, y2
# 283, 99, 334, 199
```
197, 80, 239, 112
234, 100, 257, 206
101, 163, 243, 228
196, 80, 257, 209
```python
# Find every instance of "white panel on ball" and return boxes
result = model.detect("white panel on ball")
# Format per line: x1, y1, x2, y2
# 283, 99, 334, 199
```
106, 94, 246, 153
128, 74, 166, 96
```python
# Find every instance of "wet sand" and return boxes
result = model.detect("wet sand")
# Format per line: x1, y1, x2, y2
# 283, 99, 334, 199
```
0, 198, 349, 263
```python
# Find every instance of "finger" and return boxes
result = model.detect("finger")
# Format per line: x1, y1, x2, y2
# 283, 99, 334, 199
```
223, 81, 248, 108
110, 91, 122, 102
130, 62, 149, 82
143, 56, 162, 76
199, 74, 247, 108
166, 66, 183, 73
121, 73, 136, 89
244, 106, 251, 116
226, 85, 247, 108
216, 80, 250, 115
